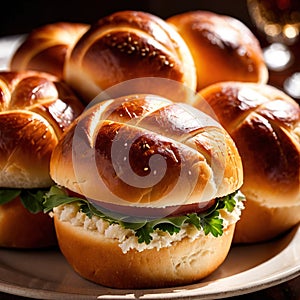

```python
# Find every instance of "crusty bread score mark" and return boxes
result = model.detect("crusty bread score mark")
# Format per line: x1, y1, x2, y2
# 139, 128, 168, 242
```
70, 95, 237, 208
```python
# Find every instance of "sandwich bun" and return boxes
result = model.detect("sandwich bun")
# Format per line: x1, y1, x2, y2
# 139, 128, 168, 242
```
0, 198, 57, 248
50, 94, 243, 206
0, 70, 84, 248
50, 93, 244, 288
197, 81, 300, 243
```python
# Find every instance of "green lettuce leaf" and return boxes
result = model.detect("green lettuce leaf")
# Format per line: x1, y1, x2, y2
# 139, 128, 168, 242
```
0, 189, 21, 205
0, 188, 51, 214
20, 190, 46, 213
43, 185, 244, 244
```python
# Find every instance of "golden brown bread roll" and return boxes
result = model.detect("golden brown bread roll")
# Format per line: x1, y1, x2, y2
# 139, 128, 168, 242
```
0, 70, 84, 248
54, 215, 236, 289
167, 11, 269, 91
197, 81, 300, 243
10, 22, 89, 78
46, 94, 245, 288
64, 10, 197, 103
51, 94, 243, 206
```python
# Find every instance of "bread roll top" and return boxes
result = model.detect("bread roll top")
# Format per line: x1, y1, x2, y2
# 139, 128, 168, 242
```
167, 10, 268, 91
198, 81, 300, 207
10, 22, 89, 78
50, 94, 243, 207
0, 70, 84, 188
65, 10, 196, 102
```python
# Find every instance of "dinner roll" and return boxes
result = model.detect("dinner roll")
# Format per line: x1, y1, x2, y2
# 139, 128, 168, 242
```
197, 81, 300, 243
167, 11, 269, 91
64, 11, 197, 103
10, 22, 89, 78
0, 70, 84, 248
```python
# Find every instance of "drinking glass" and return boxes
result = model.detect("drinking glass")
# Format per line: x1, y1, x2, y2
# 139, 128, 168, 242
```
247, 0, 300, 101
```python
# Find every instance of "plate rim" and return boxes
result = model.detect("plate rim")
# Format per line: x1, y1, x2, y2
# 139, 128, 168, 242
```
0, 224, 299, 300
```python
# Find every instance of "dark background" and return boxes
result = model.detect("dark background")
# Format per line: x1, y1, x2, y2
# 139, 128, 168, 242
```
0, 0, 253, 37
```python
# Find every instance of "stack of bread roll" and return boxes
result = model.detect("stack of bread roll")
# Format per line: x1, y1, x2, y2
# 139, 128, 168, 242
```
3, 8, 299, 287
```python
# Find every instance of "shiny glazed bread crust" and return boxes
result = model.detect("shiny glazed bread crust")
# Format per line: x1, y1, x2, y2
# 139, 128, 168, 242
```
10, 22, 89, 78
167, 10, 269, 91
199, 81, 300, 207
198, 81, 300, 242
0, 70, 84, 188
64, 10, 197, 102
50, 94, 243, 207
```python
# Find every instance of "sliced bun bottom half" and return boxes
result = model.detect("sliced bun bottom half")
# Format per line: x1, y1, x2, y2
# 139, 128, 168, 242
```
53, 213, 235, 289
49, 94, 244, 288
0, 198, 56, 248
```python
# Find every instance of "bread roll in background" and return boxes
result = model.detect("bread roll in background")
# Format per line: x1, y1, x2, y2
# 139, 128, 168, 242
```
197, 81, 300, 243
0, 70, 84, 248
167, 11, 269, 91
10, 22, 89, 79
64, 10, 197, 103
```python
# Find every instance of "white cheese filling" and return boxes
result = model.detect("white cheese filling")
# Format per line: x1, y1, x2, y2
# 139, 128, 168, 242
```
53, 192, 245, 254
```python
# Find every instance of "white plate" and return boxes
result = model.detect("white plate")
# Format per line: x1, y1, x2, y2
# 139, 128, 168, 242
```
0, 224, 299, 300
0, 35, 299, 299
0, 35, 26, 70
